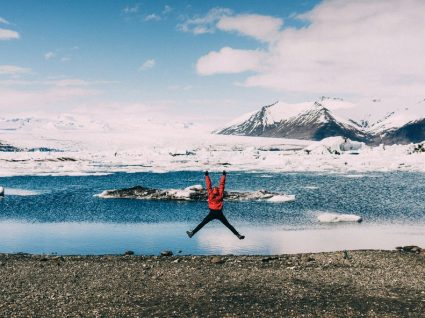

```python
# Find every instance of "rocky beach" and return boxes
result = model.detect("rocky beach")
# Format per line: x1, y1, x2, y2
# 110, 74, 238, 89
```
1, 249, 424, 317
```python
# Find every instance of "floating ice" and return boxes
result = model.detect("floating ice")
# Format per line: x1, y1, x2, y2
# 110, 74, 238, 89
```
4, 188, 45, 196
305, 136, 365, 155
317, 212, 363, 223
266, 194, 296, 202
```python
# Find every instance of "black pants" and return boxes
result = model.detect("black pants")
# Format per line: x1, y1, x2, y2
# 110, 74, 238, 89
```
192, 209, 240, 236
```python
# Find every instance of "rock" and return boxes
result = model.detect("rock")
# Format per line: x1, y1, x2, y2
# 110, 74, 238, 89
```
160, 250, 173, 257
261, 257, 278, 263
97, 185, 294, 203
343, 250, 351, 260
0, 186, 4, 197
211, 257, 225, 264
124, 250, 135, 256
398, 246, 422, 254
307, 256, 316, 262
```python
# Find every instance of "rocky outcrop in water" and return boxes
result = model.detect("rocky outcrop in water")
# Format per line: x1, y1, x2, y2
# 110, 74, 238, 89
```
97, 185, 295, 203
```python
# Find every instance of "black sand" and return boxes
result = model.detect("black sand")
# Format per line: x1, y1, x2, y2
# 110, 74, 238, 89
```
0, 250, 424, 317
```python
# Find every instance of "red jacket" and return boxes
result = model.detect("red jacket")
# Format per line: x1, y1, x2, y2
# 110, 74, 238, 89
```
205, 175, 225, 210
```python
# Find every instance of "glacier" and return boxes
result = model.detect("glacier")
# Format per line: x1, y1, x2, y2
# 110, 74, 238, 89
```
0, 111, 424, 177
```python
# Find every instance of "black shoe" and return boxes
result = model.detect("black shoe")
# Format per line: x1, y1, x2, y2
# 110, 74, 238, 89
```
186, 231, 193, 238
237, 234, 245, 240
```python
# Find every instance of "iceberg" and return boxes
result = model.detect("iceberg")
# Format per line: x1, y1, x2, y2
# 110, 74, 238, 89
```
317, 212, 363, 223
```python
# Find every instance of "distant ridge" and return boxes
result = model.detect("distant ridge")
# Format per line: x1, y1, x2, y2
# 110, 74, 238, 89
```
215, 100, 425, 145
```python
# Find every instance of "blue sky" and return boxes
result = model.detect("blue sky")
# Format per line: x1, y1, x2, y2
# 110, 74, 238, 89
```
1, 0, 425, 123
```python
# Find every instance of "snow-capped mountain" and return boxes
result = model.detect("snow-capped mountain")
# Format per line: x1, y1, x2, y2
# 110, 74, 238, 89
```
215, 100, 425, 145
216, 101, 368, 142
0, 115, 110, 132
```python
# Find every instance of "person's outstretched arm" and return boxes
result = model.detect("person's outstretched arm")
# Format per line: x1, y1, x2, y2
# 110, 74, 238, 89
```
219, 170, 226, 196
205, 171, 212, 193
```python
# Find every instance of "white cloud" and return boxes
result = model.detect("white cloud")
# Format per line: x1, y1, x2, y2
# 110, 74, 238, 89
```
0, 28, 19, 40
44, 51, 56, 60
139, 59, 156, 71
145, 14, 161, 22
217, 14, 283, 42
163, 5, 172, 14
196, 47, 265, 75
196, 0, 425, 106
0, 65, 31, 75
44, 47, 77, 61
177, 7, 232, 35
0, 17, 9, 24
122, 4, 139, 14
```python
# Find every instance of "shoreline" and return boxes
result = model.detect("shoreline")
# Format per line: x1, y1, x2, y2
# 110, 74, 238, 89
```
2, 166, 425, 178
1, 250, 424, 317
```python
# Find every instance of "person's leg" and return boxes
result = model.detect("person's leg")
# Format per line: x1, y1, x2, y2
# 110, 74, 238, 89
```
190, 211, 215, 236
217, 211, 241, 236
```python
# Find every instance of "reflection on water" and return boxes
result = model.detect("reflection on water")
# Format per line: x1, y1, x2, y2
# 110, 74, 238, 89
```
1, 221, 424, 255
1, 172, 425, 254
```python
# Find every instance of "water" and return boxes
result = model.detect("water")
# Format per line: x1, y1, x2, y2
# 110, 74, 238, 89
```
0, 171, 424, 255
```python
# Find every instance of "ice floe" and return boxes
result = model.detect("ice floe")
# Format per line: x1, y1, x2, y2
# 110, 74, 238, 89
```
4, 188, 46, 196
317, 212, 363, 223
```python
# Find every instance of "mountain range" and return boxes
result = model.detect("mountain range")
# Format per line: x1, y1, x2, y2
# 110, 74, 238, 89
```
215, 99, 425, 145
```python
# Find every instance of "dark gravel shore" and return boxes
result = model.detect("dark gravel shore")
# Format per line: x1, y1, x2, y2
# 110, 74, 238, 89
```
1, 250, 424, 317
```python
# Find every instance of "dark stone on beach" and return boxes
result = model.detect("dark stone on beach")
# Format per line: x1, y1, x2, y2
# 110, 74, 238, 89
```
397, 246, 422, 254
161, 250, 173, 257
211, 257, 225, 264
307, 256, 316, 262
124, 250, 135, 256
343, 250, 351, 260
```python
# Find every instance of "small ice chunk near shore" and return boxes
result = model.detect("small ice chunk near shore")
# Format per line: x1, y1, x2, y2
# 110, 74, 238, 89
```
165, 184, 204, 200
317, 212, 363, 223
266, 194, 296, 202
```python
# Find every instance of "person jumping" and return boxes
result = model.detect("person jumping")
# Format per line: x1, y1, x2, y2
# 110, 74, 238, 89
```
186, 170, 245, 239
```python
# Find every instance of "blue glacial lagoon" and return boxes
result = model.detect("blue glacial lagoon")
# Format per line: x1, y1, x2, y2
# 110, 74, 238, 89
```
0, 171, 424, 255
